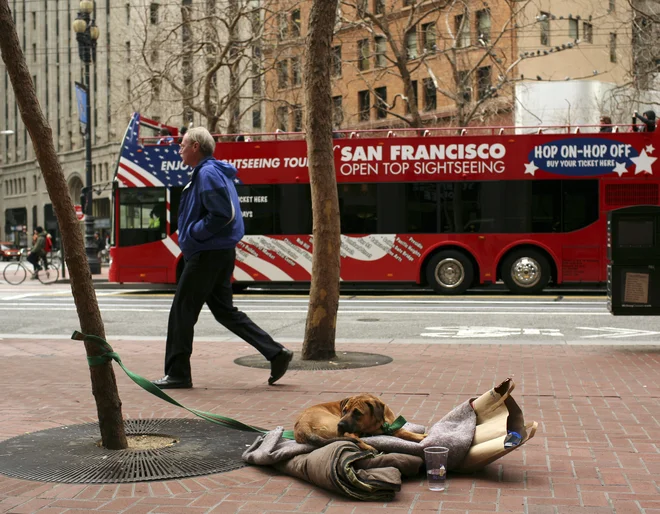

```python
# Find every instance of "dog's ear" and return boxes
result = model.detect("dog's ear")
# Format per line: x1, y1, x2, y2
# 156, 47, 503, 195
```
371, 398, 386, 423
340, 398, 349, 414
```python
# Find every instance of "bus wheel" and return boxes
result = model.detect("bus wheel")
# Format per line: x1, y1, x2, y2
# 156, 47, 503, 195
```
426, 250, 474, 295
501, 249, 550, 294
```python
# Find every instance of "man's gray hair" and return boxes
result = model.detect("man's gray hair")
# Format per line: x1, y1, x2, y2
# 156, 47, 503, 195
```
185, 127, 215, 157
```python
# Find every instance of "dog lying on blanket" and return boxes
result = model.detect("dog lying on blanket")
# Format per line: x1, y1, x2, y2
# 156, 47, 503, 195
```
294, 393, 427, 452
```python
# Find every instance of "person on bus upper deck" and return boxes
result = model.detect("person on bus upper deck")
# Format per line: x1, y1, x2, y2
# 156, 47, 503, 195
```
632, 110, 656, 132
599, 116, 613, 132
151, 126, 293, 389
157, 127, 174, 145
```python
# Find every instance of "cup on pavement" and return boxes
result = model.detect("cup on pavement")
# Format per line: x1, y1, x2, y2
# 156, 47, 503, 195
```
423, 447, 448, 491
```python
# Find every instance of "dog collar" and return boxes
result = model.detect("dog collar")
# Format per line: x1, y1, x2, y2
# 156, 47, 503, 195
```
381, 415, 407, 435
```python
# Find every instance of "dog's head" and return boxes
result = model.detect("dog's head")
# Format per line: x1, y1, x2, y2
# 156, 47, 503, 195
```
337, 394, 386, 436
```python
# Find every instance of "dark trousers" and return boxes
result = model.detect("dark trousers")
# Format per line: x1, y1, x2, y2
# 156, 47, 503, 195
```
164, 248, 283, 380
27, 252, 41, 271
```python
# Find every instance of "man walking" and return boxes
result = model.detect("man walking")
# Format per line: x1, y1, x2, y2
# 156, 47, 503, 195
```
152, 127, 293, 389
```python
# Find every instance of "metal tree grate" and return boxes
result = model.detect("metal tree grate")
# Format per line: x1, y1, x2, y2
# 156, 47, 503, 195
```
235, 351, 393, 371
0, 419, 259, 484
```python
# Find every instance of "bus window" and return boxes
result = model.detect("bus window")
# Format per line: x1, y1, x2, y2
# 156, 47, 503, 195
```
338, 184, 377, 234
531, 180, 561, 232
405, 183, 438, 233
439, 182, 500, 233
563, 180, 598, 232
377, 183, 407, 233
274, 184, 312, 234
169, 186, 184, 235
237, 185, 275, 234
118, 188, 167, 246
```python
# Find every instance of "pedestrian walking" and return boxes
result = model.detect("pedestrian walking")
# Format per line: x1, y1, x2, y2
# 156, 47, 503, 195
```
151, 127, 293, 389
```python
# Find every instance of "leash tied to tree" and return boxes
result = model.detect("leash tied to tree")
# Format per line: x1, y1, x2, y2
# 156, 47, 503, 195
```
72, 331, 296, 439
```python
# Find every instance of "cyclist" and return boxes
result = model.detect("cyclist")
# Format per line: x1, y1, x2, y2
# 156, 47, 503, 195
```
27, 227, 47, 279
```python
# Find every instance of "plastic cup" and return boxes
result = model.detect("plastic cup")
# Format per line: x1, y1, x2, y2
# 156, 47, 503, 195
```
424, 447, 448, 491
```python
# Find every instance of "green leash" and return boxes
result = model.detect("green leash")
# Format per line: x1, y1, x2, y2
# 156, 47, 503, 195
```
72, 331, 296, 440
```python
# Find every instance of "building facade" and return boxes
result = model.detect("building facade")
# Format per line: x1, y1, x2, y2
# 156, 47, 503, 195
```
263, 0, 639, 134
0, 0, 262, 248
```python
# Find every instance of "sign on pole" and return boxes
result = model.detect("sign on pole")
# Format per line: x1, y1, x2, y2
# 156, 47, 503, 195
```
74, 204, 85, 221
74, 82, 88, 136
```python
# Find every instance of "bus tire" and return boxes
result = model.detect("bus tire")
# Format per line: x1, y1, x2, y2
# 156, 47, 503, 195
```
501, 249, 550, 294
426, 250, 474, 295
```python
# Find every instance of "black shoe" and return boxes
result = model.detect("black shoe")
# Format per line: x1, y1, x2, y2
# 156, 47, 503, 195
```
151, 375, 192, 389
268, 348, 293, 385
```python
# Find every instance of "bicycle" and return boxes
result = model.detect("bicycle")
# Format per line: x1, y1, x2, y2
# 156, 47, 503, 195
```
2, 250, 60, 285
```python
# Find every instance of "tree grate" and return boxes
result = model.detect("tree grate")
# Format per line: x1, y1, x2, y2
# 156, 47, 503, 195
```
0, 418, 258, 484
235, 351, 393, 371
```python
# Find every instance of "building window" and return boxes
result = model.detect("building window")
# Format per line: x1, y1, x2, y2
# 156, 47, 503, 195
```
125, 3, 130, 24
406, 80, 418, 113
455, 14, 470, 48
277, 60, 288, 89
149, 3, 159, 24
358, 39, 370, 71
33, 175, 37, 191
540, 12, 550, 46
291, 56, 301, 86
276, 105, 288, 131
568, 19, 579, 39
422, 23, 436, 53
476, 9, 491, 43
457, 70, 471, 102
125, 41, 131, 62
375, 87, 387, 119
610, 33, 617, 62
374, 0, 385, 14
583, 22, 593, 43
252, 109, 261, 129
358, 90, 370, 121
291, 9, 301, 37
609, 0, 615, 12
357, 0, 368, 14
293, 105, 303, 132
332, 45, 342, 77
32, 11, 36, 30
278, 12, 288, 40
332, 95, 343, 128
126, 78, 131, 100
406, 27, 418, 59
423, 78, 436, 111
151, 77, 161, 99
374, 36, 387, 67
477, 66, 491, 100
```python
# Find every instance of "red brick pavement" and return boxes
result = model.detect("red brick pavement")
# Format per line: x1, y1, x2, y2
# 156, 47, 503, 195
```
0, 338, 659, 513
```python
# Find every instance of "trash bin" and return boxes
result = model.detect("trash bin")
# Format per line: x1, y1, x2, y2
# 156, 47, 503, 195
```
607, 205, 660, 315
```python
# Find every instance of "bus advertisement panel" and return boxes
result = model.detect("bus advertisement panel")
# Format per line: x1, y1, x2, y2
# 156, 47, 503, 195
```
109, 113, 660, 294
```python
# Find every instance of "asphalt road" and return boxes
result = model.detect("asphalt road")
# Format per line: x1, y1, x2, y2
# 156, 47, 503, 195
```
1, 276, 660, 344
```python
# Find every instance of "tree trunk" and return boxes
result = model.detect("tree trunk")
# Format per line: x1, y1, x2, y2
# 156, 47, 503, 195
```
0, 0, 127, 450
301, 0, 340, 360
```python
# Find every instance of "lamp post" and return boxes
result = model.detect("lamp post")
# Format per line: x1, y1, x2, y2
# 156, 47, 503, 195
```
73, 0, 101, 274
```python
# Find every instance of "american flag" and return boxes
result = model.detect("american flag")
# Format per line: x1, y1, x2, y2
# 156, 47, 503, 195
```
117, 113, 190, 188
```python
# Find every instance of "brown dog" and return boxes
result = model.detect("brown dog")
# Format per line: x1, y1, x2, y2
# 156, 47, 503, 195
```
294, 393, 427, 451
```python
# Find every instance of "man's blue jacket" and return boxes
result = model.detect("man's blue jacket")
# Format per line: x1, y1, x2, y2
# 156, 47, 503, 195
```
177, 156, 245, 259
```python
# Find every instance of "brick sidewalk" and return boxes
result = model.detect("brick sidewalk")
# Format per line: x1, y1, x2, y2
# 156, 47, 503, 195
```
0, 338, 659, 513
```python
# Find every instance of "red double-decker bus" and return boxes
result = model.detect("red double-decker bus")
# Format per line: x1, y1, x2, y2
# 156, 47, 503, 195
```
109, 113, 659, 294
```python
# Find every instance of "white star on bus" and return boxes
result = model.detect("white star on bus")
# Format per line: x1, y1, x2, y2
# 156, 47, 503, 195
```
631, 149, 657, 175
612, 161, 628, 177
524, 161, 538, 176
646, 144, 655, 154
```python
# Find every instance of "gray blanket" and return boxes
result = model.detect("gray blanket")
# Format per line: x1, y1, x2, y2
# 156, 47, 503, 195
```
241, 400, 476, 500
243, 400, 475, 471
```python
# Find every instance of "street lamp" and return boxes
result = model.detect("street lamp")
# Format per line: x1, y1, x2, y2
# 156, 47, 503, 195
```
73, 0, 101, 274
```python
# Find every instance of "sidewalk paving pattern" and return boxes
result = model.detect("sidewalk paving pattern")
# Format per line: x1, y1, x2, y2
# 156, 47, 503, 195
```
0, 334, 658, 513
